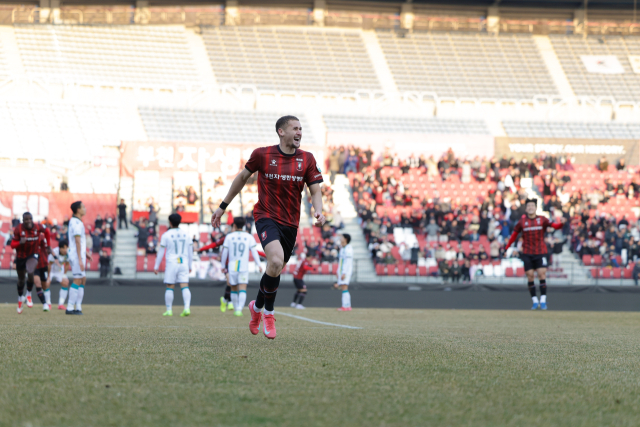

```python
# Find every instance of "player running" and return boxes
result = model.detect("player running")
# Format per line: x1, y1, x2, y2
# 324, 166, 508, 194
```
334, 234, 353, 311
66, 201, 91, 315
504, 199, 564, 310
11, 212, 51, 314
155, 213, 192, 317
291, 252, 315, 309
33, 229, 51, 311
220, 217, 263, 316
47, 240, 70, 310
212, 115, 326, 340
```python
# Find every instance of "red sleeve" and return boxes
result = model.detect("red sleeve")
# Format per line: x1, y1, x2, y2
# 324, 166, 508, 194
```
198, 236, 225, 252
504, 221, 522, 251
244, 148, 262, 174
42, 226, 51, 246
304, 152, 324, 186
304, 265, 314, 271
10, 239, 20, 249
546, 218, 563, 230
257, 250, 266, 258
13, 225, 20, 241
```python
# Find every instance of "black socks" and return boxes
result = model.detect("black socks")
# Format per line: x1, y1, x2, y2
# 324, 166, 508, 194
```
296, 292, 306, 305
528, 281, 536, 297
256, 273, 280, 311
539, 279, 547, 296
36, 287, 45, 304
17, 281, 25, 297
223, 285, 231, 302
26, 281, 34, 292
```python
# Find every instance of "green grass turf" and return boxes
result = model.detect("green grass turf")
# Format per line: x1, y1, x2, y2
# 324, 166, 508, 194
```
1, 305, 639, 427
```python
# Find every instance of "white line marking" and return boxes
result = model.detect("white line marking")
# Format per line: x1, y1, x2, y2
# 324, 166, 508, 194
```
1, 324, 340, 330
278, 312, 363, 329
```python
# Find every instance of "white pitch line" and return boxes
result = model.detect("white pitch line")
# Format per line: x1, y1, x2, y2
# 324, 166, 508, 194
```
278, 312, 363, 329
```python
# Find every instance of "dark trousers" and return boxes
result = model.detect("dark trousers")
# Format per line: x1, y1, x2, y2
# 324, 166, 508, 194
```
118, 216, 128, 229
100, 265, 110, 278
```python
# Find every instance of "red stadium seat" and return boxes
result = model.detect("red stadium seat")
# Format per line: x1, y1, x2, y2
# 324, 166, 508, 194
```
428, 266, 438, 276
612, 268, 622, 279
321, 264, 330, 275
592, 255, 602, 266
136, 256, 144, 272
582, 255, 592, 265
159, 258, 166, 272
376, 264, 384, 275
147, 255, 156, 271
624, 268, 633, 279
418, 266, 427, 276
505, 267, 514, 277
590, 268, 599, 278
407, 265, 417, 276
515, 267, 525, 277
331, 263, 338, 275
601, 269, 612, 279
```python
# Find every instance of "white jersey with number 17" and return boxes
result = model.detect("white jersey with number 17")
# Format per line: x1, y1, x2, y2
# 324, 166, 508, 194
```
159, 228, 191, 266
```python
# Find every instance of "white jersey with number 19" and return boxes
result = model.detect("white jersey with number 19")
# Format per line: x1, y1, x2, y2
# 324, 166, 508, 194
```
222, 231, 261, 273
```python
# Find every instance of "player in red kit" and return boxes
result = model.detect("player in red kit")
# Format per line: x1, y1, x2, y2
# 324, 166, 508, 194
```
504, 199, 564, 310
290, 252, 315, 309
212, 115, 326, 339
11, 212, 51, 314
33, 230, 52, 311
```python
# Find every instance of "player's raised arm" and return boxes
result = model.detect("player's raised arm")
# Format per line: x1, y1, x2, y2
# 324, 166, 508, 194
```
308, 183, 326, 227
211, 168, 253, 228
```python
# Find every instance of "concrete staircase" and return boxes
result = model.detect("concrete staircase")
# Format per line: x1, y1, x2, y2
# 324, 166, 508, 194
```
361, 30, 398, 96
533, 35, 575, 99
113, 227, 138, 279
332, 174, 376, 282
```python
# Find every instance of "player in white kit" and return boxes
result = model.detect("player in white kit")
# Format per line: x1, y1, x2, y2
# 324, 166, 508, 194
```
47, 240, 70, 310
334, 234, 353, 311
221, 217, 263, 317
154, 213, 193, 317
66, 201, 91, 315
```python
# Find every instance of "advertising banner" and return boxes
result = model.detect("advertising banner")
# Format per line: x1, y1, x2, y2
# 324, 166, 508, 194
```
494, 137, 639, 165
580, 55, 625, 74
326, 132, 494, 159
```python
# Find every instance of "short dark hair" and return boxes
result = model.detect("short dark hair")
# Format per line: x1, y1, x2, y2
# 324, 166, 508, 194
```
169, 213, 182, 227
525, 198, 538, 207
70, 201, 82, 214
23, 212, 32, 218
233, 217, 246, 229
342, 233, 351, 244
59, 240, 69, 248
275, 115, 300, 134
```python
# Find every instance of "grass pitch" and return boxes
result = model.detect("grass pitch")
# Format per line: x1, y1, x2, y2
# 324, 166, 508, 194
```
1, 305, 639, 427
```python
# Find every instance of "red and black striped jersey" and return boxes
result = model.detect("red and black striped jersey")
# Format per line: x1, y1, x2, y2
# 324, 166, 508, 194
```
293, 258, 314, 280
37, 232, 49, 269
12, 224, 50, 259
508, 215, 560, 255
245, 145, 323, 229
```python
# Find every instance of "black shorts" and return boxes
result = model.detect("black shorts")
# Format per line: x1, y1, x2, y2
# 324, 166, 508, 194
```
15, 254, 39, 272
293, 278, 306, 290
256, 218, 298, 264
521, 254, 548, 272
35, 267, 47, 282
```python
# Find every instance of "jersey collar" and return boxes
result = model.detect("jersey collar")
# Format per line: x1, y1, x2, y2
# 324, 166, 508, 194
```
277, 145, 297, 157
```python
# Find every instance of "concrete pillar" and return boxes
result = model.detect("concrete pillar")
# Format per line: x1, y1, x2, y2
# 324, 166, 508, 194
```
135, 0, 149, 24
400, 2, 414, 30
487, 6, 500, 34
225, 0, 239, 26
574, 9, 586, 35
40, 0, 60, 24
313, 0, 325, 27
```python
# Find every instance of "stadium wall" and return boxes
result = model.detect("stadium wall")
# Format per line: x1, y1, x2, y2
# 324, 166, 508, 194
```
495, 137, 640, 165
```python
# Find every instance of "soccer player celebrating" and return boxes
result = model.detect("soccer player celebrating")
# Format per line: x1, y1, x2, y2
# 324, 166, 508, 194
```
154, 213, 192, 317
47, 240, 70, 310
212, 115, 326, 340
334, 234, 354, 311
504, 199, 564, 310
291, 252, 315, 309
66, 202, 91, 315
11, 212, 50, 314
220, 217, 263, 316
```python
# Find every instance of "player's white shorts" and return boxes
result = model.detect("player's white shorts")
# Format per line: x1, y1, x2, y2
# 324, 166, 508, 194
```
228, 271, 249, 286
49, 272, 66, 284
337, 274, 351, 286
164, 263, 189, 284
69, 258, 86, 279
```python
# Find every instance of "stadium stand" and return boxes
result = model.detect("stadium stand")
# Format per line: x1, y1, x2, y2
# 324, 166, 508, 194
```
139, 107, 316, 144
202, 26, 381, 93
324, 114, 490, 134
376, 31, 558, 98
503, 121, 640, 139
0, 101, 144, 161
14, 25, 199, 86
549, 35, 640, 102
0, 40, 8, 79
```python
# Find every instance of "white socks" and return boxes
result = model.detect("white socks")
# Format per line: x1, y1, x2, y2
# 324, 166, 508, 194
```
264, 309, 274, 315
181, 287, 191, 310
254, 304, 263, 313
165, 288, 174, 311
532, 296, 540, 304
342, 290, 351, 308
59, 287, 68, 306
237, 290, 247, 311
67, 285, 79, 311
540, 295, 547, 303
44, 289, 51, 306
231, 291, 238, 310
76, 285, 84, 311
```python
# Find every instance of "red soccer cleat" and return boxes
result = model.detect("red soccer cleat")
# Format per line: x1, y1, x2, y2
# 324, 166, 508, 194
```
248, 301, 262, 335
17, 300, 23, 314
262, 313, 276, 339
58, 304, 65, 310
337, 307, 352, 311
26, 295, 33, 308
